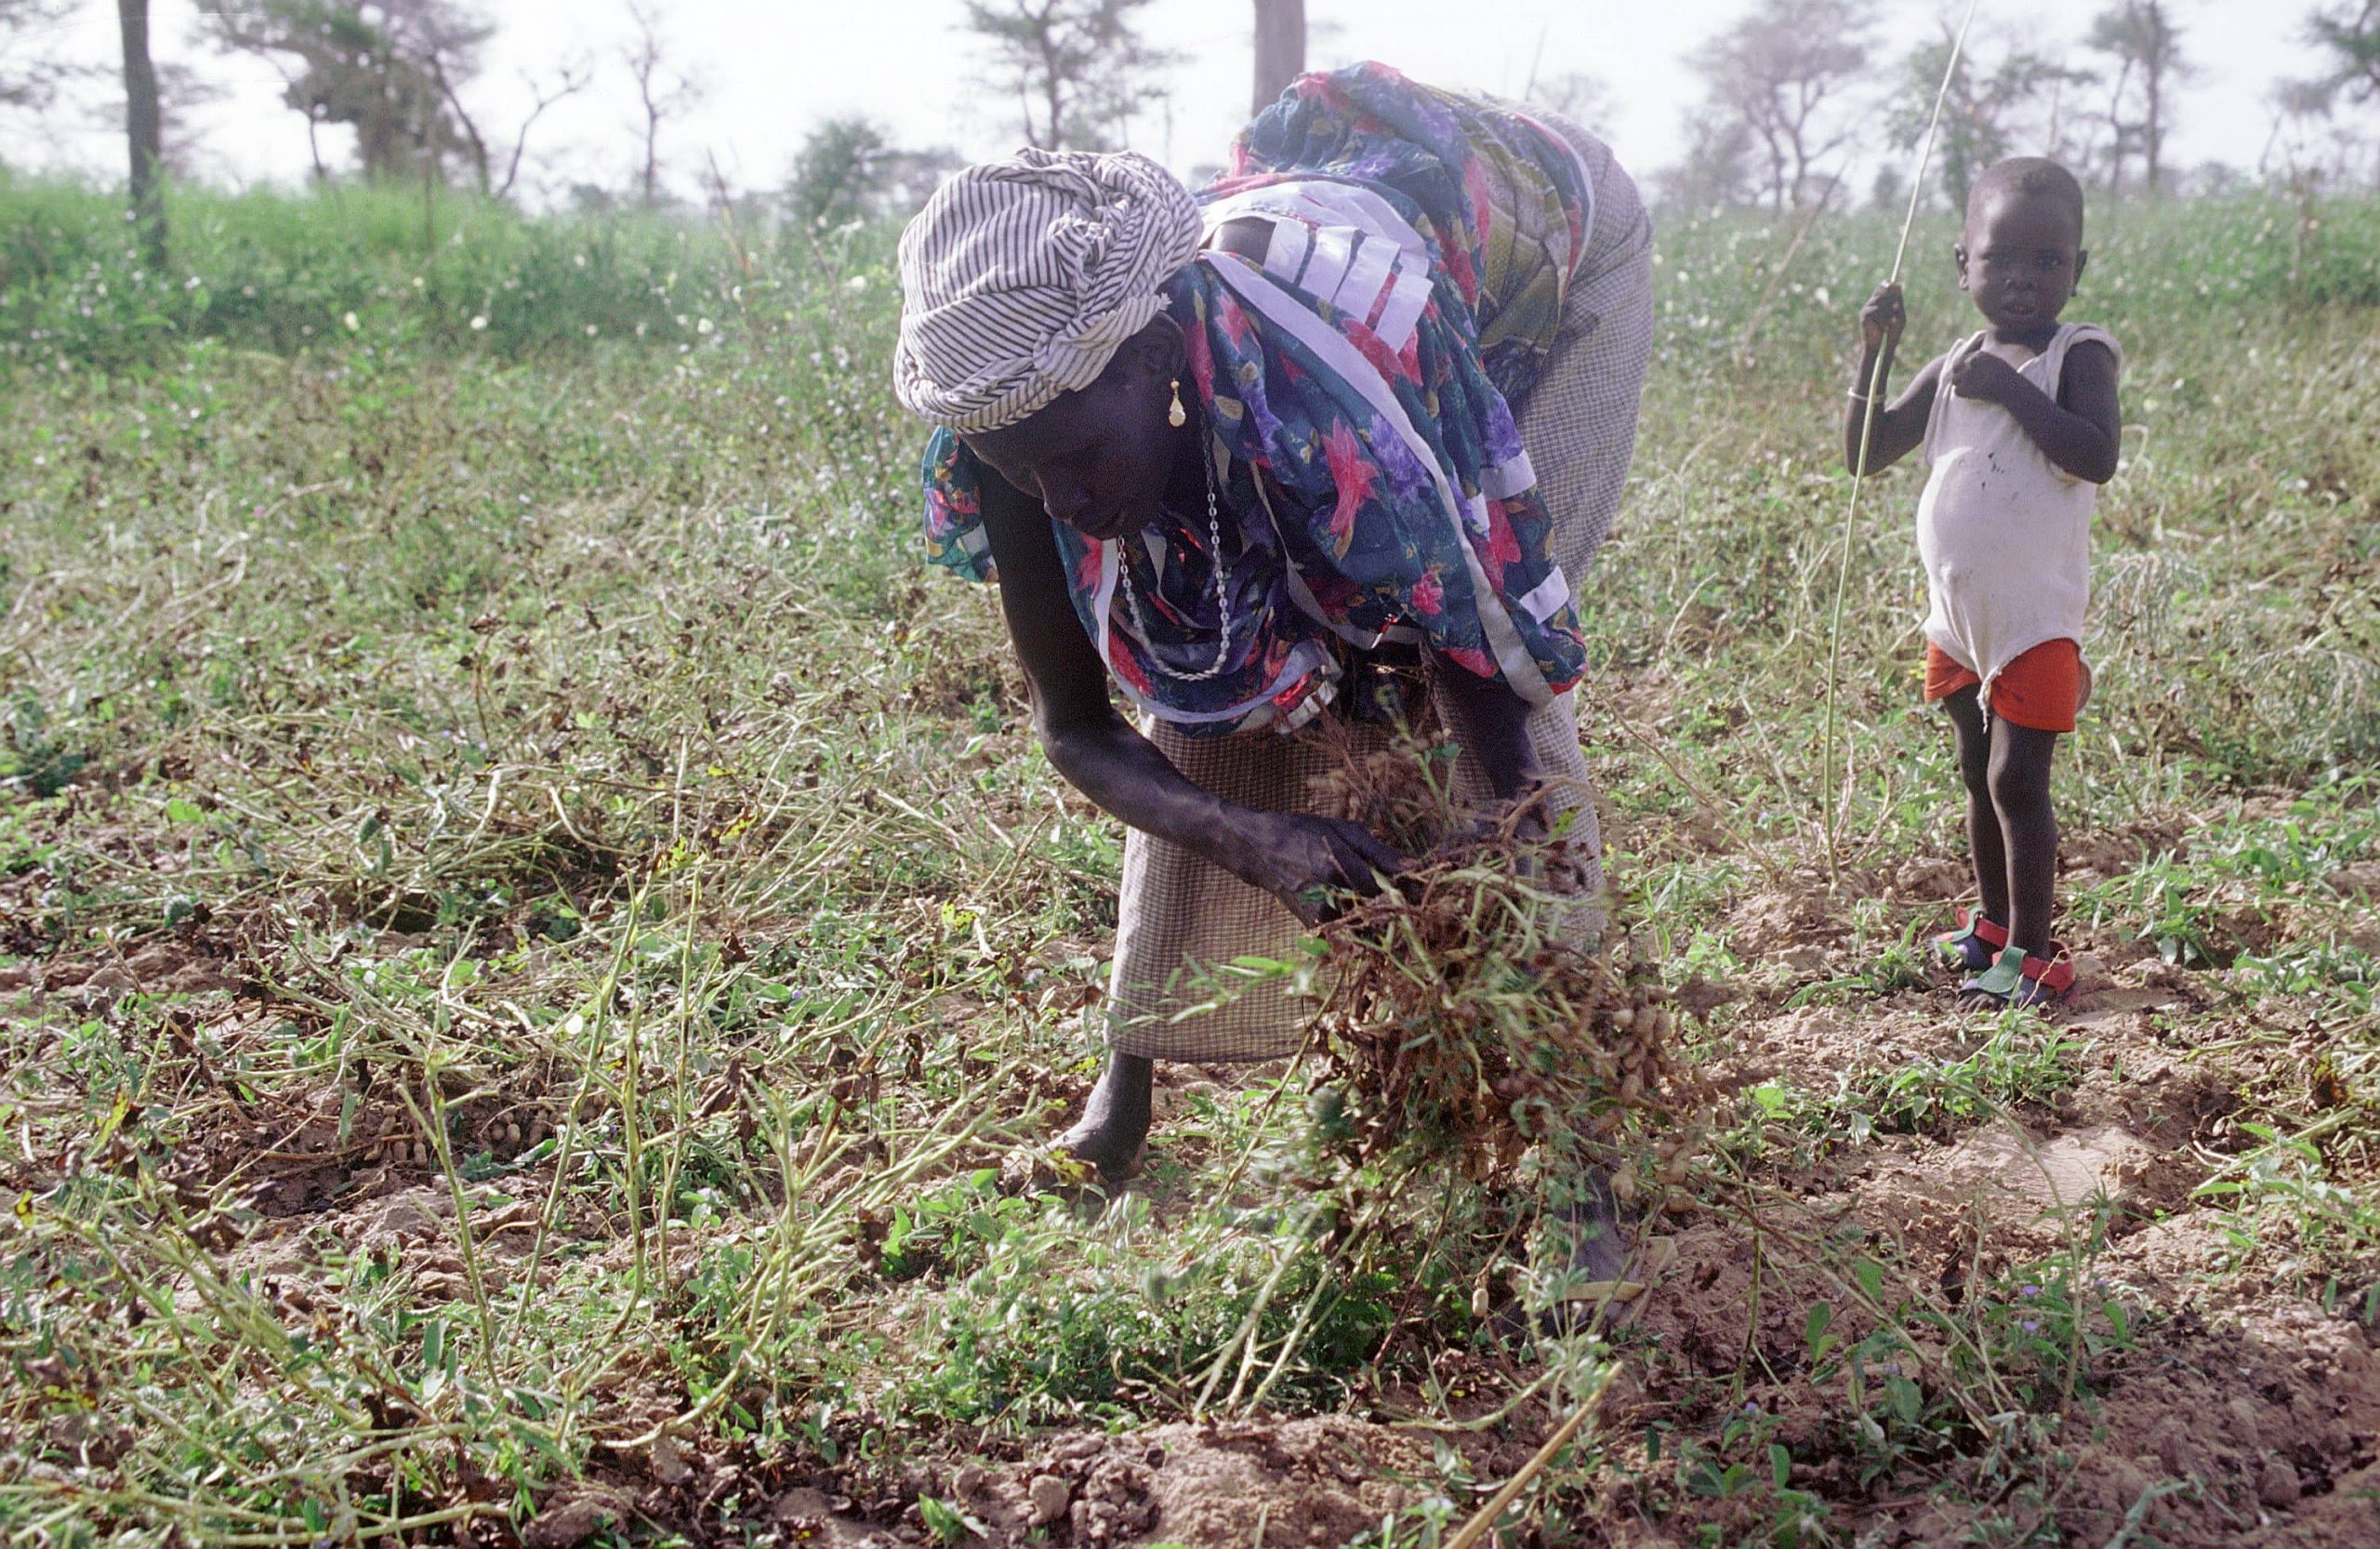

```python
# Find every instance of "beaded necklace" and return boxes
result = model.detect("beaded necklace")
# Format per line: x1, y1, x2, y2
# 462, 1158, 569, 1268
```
1115, 448, 1236, 682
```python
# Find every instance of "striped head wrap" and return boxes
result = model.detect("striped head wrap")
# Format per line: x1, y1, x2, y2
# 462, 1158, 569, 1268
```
892, 148, 1201, 434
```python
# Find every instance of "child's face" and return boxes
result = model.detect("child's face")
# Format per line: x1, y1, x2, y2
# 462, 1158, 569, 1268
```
1956, 192, 2087, 335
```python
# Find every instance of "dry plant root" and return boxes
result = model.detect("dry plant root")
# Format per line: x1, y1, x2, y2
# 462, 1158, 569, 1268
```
1302, 722, 1711, 1224
1187, 723, 1717, 1410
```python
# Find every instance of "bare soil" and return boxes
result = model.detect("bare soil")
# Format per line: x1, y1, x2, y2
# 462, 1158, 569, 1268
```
10, 837, 2376, 1549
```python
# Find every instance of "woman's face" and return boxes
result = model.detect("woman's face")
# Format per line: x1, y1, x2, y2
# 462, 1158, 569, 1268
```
964, 327, 1183, 543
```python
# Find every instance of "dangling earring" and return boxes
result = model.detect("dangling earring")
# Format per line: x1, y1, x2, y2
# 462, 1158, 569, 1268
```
1167, 378, 1187, 429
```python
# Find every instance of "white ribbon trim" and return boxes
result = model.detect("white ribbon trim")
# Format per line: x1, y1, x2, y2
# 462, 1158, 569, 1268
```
1206, 255, 1554, 707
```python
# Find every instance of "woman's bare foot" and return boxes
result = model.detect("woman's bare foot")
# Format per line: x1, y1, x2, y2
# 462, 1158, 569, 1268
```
1054, 1053, 1154, 1185
1555, 1168, 1632, 1288
1493, 1168, 1639, 1342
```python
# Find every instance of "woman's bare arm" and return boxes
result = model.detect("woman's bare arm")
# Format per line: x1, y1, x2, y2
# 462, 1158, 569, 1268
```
976, 465, 1401, 922
1431, 664, 1542, 803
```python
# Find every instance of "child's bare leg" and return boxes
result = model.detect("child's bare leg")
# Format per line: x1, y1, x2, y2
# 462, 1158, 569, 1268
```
1986, 719, 2060, 955
1943, 686, 2008, 924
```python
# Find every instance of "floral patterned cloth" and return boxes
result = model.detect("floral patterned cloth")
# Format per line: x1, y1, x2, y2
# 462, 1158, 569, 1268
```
1218, 61, 1592, 405
919, 62, 1593, 736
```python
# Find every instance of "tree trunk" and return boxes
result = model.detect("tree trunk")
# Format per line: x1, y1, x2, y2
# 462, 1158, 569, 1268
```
641, 98, 660, 207
2144, 75, 2162, 195
119, 0, 166, 271
2104, 58, 2134, 196
428, 52, 492, 194
2143, 4, 2167, 196
1041, 36, 1064, 149
1251, 0, 1304, 116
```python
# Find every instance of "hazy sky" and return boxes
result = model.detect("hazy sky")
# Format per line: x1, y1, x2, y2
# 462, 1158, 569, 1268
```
7, 1, 2343, 203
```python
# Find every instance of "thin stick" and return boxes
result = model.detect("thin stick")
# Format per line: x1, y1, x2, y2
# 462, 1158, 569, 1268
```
402, 1057, 502, 1389
1442, 1364, 1618, 1549
1819, 0, 1981, 888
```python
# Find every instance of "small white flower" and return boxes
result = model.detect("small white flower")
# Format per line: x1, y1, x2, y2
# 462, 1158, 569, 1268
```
342, 311, 360, 330
184, 275, 201, 290
469, 314, 489, 331
412, 275, 426, 289
845, 274, 869, 292
696, 317, 715, 335
585, 324, 599, 338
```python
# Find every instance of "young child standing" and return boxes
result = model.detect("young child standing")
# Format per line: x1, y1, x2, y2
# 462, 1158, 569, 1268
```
1844, 157, 2123, 1008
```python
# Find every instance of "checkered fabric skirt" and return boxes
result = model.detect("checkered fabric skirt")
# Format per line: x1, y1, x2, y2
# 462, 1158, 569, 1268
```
1106, 120, 1655, 1063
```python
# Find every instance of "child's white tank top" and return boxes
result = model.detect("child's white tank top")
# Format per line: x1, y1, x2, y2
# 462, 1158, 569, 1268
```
1917, 321, 2122, 695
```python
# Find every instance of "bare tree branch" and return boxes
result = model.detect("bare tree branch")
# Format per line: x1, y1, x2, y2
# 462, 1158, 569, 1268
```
198, 1, 491, 184
961, 0, 1172, 152
496, 61, 591, 199
623, 0, 700, 207
2084, 1, 2189, 196
1, 0, 88, 111
1684, 0, 1876, 211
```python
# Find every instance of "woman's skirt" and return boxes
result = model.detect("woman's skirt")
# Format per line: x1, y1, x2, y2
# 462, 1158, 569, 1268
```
1105, 118, 1656, 1063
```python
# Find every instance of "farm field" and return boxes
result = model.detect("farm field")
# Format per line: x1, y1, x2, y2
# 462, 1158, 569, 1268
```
5, 182, 2380, 1547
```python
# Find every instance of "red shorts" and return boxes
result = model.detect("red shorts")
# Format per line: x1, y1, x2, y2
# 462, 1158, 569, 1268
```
1924, 638, 2087, 734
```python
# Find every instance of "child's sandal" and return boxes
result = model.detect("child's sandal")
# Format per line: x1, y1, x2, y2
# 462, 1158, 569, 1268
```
1960, 944, 2077, 1009
1934, 908, 2009, 974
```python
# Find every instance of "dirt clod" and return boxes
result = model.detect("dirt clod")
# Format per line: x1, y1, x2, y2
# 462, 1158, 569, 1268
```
650, 1433, 693, 1486
2260, 1456, 2305, 1509
1025, 1473, 1070, 1525
522, 1495, 616, 1549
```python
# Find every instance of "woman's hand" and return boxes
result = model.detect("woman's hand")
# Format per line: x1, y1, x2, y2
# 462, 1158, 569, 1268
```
1219, 811, 1406, 927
